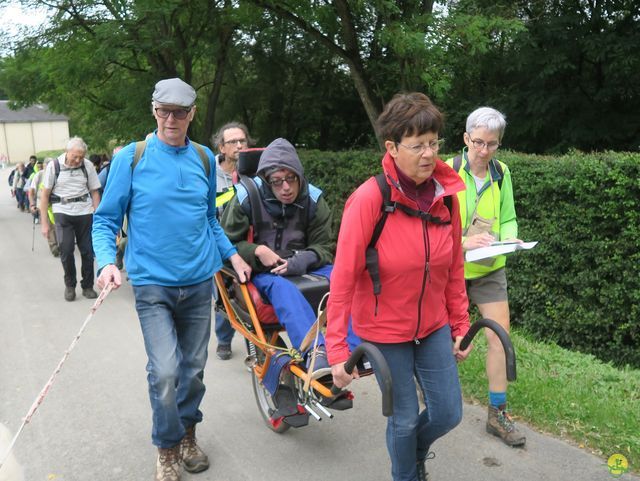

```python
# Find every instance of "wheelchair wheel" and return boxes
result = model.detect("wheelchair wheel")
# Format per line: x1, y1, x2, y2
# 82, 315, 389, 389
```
250, 335, 295, 433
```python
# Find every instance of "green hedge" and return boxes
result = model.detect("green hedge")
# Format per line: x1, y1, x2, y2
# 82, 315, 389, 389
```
299, 149, 640, 368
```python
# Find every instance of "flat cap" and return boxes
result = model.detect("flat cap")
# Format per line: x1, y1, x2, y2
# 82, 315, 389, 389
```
152, 78, 196, 107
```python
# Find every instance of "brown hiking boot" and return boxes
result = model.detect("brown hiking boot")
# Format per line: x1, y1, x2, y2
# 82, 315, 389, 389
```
156, 445, 182, 481
486, 404, 526, 447
180, 425, 209, 473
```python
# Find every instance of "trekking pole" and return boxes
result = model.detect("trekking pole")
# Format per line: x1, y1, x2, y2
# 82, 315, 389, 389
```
31, 210, 37, 252
0, 282, 114, 470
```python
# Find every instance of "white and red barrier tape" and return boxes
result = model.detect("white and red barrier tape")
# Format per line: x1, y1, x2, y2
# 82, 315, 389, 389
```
0, 282, 114, 470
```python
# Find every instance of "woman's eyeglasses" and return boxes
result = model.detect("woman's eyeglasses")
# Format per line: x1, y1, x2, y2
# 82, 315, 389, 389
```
397, 139, 444, 156
470, 139, 500, 152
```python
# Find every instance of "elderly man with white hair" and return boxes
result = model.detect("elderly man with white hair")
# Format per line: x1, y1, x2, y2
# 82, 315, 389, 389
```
40, 136, 101, 301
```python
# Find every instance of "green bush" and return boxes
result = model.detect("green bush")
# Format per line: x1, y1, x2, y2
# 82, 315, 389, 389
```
299, 148, 640, 368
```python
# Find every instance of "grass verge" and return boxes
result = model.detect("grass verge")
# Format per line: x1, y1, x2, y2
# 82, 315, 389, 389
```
458, 328, 639, 473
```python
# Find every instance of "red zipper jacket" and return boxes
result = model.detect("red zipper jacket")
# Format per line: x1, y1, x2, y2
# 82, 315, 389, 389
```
326, 152, 470, 365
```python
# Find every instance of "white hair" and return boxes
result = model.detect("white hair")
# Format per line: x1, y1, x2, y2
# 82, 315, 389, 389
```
466, 107, 507, 141
66, 136, 88, 153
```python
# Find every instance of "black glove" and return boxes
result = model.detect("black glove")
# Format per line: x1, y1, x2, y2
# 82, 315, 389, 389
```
285, 250, 318, 276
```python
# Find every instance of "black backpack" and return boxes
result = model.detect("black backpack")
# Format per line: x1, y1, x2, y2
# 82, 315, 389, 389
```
366, 173, 453, 295
8, 169, 15, 187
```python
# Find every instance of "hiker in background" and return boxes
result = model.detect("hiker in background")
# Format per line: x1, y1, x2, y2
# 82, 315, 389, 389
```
39, 137, 101, 301
22, 155, 37, 184
92, 77, 251, 481
29, 157, 60, 257
446, 107, 525, 447
326, 92, 472, 481
11, 162, 27, 211
211, 121, 253, 361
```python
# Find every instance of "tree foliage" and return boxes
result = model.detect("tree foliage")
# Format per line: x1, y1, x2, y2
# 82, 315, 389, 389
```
0, 0, 637, 153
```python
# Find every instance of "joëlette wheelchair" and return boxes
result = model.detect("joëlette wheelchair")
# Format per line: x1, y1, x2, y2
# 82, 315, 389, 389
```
214, 149, 516, 433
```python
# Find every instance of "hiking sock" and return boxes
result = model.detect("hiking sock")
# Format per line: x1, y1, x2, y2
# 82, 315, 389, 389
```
489, 391, 507, 408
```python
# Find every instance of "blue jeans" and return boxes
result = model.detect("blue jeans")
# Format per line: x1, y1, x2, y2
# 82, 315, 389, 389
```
132, 278, 213, 448
213, 281, 235, 346
370, 324, 463, 481
214, 310, 235, 346
252, 264, 360, 352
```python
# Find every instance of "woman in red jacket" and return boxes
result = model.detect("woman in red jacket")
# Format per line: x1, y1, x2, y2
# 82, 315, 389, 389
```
326, 92, 472, 481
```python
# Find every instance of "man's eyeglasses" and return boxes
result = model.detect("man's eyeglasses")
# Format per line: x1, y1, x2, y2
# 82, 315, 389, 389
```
470, 138, 500, 152
267, 174, 298, 187
223, 138, 248, 146
397, 139, 444, 156
155, 107, 191, 120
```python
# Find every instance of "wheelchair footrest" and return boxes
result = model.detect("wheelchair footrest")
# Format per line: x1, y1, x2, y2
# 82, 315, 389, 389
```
320, 390, 354, 411
269, 385, 310, 429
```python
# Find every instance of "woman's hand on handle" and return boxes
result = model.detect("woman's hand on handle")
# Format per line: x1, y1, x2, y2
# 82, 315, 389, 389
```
453, 336, 473, 362
331, 361, 360, 389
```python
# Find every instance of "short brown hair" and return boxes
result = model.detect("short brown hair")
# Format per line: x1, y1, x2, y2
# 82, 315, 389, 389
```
376, 92, 444, 143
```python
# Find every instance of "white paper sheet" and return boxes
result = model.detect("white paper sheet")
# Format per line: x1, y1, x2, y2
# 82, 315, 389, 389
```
465, 241, 538, 262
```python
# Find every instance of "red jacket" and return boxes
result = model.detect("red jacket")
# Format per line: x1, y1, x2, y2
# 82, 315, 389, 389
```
326, 152, 470, 365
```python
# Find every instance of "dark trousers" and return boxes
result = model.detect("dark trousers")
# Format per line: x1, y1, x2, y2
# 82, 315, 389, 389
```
54, 212, 95, 289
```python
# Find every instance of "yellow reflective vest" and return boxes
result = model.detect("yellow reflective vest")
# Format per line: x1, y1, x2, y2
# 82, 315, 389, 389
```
446, 149, 518, 279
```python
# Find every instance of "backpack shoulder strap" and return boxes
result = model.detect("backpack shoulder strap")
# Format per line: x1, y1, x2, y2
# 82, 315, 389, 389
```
239, 177, 265, 240
444, 195, 452, 217
52, 158, 61, 189
366, 173, 395, 296
491, 158, 504, 190
132, 141, 146, 172
80, 161, 89, 183
191, 141, 210, 178
452, 155, 463, 173
369, 173, 393, 249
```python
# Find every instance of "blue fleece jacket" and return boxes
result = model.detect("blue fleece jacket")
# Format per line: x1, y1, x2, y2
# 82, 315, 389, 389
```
92, 134, 237, 286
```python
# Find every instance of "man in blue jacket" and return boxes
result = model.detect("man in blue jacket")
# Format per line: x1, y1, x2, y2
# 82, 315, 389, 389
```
93, 78, 251, 481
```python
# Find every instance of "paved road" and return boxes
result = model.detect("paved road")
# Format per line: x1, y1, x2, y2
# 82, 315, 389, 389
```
0, 167, 635, 481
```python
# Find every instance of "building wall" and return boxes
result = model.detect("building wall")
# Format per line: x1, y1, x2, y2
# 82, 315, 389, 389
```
33, 121, 69, 155
0, 121, 70, 165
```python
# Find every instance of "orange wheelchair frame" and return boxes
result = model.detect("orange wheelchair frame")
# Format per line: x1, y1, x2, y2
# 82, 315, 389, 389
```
214, 266, 394, 432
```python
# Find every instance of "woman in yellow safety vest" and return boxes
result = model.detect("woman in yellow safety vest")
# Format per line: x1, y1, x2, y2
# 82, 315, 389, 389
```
447, 107, 526, 448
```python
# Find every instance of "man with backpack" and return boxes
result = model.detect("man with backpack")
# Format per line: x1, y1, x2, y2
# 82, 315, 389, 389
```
92, 78, 251, 481
39, 137, 101, 301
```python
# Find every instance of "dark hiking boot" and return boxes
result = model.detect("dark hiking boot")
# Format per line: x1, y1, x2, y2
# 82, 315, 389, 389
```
156, 445, 182, 481
64, 287, 76, 302
416, 451, 435, 481
82, 287, 98, 299
180, 425, 209, 473
216, 344, 232, 361
486, 404, 526, 447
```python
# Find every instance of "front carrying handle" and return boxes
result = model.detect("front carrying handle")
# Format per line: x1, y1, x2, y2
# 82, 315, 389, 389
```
330, 342, 393, 417
460, 318, 517, 382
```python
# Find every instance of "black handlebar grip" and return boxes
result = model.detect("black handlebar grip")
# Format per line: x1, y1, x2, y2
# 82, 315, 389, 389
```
330, 342, 394, 417
460, 318, 517, 382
